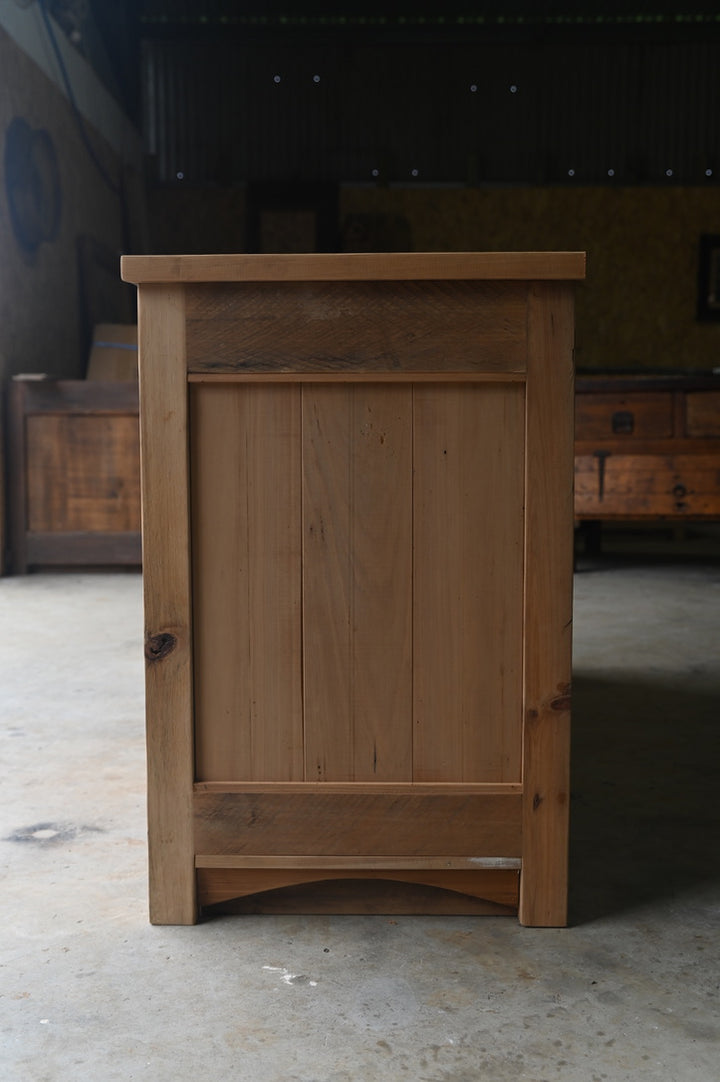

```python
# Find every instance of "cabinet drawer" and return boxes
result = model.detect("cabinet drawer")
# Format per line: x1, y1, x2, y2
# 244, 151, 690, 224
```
685, 392, 720, 437
575, 393, 673, 440
575, 453, 720, 517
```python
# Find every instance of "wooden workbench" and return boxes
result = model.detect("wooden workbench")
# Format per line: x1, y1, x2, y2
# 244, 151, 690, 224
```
575, 372, 720, 522
121, 251, 585, 926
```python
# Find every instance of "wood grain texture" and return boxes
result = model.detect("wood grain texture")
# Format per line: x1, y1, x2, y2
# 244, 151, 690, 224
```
121, 251, 587, 284
191, 383, 303, 782
26, 415, 140, 532
195, 854, 522, 869
196, 867, 520, 912
130, 254, 581, 923
519, 282, 575, 928
685, 391, 720, 437
574, 377, 720, 523
195, 780, 521, 794
574, 392, 673, 440
188, 372, 527, 384
574, 452, 720, 517
302, 385, 413, 781
575, 438, 720, 456
413, 384, 525, 782
185, 281, 528, 374
138, 284, 196, 925
7, 379, 141, 572
194, 789, 522, 857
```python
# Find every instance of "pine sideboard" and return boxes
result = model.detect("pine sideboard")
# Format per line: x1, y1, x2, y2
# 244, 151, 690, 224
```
120, 251, 585, 926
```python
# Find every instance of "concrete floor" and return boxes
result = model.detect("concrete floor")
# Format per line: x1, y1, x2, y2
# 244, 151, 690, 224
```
1, 555, 719, 1081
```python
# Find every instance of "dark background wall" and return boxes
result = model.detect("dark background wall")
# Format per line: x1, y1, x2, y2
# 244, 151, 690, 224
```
141, 29, 720, 188
137, 2, 720, 374
0, 2, 144, 383
5, 2, 720, 376
337, 185, 720, 372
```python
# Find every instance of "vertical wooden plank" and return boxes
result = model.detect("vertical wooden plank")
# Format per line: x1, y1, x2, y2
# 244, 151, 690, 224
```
519, 282, 575, 928
192, 383, 303, 782
138, 283, 196, 925
303, 385, 353, 780
350, 386, 413, 781
413, 384, 526, 783
303, 385, 413, 781
191, 385, 249, 779
245, 385, 304, 780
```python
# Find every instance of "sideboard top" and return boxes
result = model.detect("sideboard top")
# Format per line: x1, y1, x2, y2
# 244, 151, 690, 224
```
120, 251, 586, 285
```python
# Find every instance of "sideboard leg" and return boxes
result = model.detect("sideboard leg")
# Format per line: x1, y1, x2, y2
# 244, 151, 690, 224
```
520, 282, 574, 928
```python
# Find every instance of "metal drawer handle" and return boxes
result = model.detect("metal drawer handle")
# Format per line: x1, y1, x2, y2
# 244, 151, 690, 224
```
594, 450, 611, 500
612, 410, 635, 434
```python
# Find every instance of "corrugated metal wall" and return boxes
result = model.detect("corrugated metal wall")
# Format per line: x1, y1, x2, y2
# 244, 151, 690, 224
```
142, 37, 720, 185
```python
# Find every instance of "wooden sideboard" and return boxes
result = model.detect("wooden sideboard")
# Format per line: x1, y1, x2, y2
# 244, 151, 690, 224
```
122, 252, 584, 927
575, 374, 720, 522
10, 367, 716, 576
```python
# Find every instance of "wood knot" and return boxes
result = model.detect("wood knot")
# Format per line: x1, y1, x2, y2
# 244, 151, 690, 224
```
550, 695, 572, 712
145, 632, 177, 661
532, 793, 544, 811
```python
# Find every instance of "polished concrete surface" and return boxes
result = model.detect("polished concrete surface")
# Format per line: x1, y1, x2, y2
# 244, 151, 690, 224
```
1, 555, 718, 1081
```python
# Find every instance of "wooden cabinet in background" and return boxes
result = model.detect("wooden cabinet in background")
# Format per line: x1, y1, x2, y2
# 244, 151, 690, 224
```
6, 377, 141, 572
121, 251, 584, 927
575, 375, 720, 521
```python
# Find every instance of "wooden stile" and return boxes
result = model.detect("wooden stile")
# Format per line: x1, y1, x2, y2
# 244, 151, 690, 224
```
520, 283, 575, 927
121, 251, 584, 926
137, 284, 196, 925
